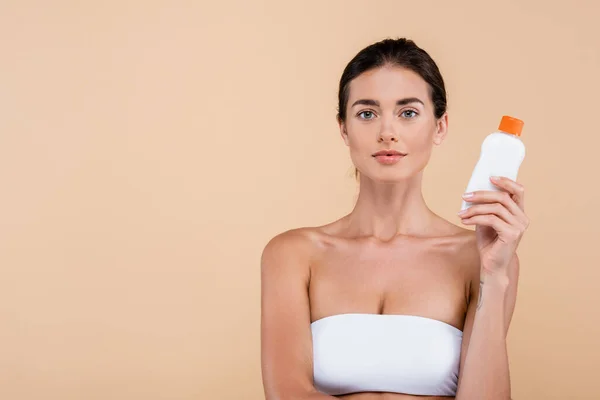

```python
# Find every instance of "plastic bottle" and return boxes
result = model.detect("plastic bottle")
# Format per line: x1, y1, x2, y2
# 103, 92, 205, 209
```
460, 116, 525, 211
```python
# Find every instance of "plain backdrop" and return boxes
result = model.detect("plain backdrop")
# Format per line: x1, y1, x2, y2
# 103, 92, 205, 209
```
1, 1, 599, 399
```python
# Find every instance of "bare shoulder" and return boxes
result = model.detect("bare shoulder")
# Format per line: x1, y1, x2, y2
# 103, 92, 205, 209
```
444, 226, 481, 303
260, 226, 329, 275
433, 217, 478, 252
429, 218, 481, 281
453, 227, 479, 262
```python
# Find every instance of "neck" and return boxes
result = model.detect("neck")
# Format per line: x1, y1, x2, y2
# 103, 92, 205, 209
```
345, 172, 437, 241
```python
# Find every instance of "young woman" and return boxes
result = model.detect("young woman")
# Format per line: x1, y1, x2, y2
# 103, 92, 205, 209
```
261, 38, 527, 399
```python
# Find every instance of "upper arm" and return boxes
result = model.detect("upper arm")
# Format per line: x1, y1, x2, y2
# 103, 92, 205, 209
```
457, 267, 480, 387
260, 230, 317, 400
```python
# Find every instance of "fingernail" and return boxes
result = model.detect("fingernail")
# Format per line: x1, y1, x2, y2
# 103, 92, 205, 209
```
458, 209, 467, 216
462, 192, 474, 199
491, 176, 501, 181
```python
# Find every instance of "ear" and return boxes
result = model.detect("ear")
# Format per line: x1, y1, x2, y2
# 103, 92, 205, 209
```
433, 112, 449, 146
337, 115, 350, 146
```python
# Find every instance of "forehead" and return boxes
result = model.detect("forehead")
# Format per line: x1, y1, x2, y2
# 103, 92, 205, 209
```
348, 66, 430, 105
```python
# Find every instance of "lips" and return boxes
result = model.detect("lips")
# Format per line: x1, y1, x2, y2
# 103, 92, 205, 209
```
372, 150, 407, 157
372, 149, 407, 165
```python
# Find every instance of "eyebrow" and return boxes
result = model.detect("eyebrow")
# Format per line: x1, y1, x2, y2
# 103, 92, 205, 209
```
350, 97, 425, 108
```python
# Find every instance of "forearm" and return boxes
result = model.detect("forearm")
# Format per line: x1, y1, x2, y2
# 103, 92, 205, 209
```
456, 274, 511, 400
503, 254, 520, 336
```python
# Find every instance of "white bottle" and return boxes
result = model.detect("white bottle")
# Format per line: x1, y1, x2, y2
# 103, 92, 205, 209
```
460, 116, 525, 211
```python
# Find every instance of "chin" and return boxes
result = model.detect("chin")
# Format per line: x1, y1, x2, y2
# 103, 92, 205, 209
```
364, 168, 416, 183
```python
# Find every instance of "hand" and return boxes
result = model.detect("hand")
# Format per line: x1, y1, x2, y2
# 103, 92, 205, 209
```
458, 176, 530, 276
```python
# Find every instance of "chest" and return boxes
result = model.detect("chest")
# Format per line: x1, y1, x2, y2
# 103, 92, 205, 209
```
308, 238, 470, 325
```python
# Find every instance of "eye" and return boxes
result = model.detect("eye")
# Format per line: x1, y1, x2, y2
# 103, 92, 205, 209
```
401, 109, 418, 118
357, 110, 376, 120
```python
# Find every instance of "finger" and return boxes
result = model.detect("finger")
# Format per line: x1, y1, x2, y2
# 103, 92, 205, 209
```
463, 189, 525, 220
489, 176, 525, 210
461, 214, 521, 243
458, 202, 518, 226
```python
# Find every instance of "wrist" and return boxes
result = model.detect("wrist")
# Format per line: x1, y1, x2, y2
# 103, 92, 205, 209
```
480, 268, 510, 289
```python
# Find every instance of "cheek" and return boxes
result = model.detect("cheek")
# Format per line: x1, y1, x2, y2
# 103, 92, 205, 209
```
411, 136, 434, 154
405, 131, 436, 170
407, 125, 436, 149
348, 141, 373, 167
411, 125, 435, 142
346, 124, 376, 153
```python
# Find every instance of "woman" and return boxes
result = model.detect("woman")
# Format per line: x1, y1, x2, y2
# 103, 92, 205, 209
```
261, 38, 528, 399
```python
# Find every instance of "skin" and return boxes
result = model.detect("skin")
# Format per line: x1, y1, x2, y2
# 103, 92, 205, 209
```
261, 65, 528, 399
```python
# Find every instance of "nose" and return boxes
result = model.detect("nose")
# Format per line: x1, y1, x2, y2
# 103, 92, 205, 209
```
377, 118, 399, 143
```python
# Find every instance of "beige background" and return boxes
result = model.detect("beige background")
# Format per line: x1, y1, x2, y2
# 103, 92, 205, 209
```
1, 1, 599, 399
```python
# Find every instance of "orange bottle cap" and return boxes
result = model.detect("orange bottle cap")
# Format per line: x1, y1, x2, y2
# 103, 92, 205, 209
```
498, 116, 524, 137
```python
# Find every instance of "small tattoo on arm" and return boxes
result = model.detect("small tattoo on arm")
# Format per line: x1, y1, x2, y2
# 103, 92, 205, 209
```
477, 280, 484, 310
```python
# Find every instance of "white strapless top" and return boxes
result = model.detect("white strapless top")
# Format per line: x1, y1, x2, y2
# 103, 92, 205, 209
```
311, 313, 463, 396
